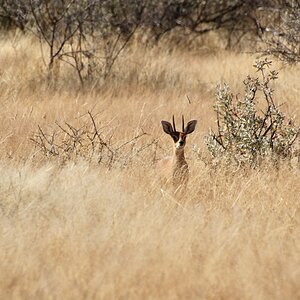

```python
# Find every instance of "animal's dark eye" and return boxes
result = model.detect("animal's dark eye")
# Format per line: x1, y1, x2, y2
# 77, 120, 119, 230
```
171, 133, 179, 142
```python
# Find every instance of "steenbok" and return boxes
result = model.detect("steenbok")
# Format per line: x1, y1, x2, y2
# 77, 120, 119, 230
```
159, 115, 197, 196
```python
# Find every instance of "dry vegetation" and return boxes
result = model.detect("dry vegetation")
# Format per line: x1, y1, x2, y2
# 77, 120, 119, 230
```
0, 34, 299, 299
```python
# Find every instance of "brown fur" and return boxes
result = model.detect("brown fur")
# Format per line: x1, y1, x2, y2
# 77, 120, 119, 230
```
159, 117, 197, 196
158, 153, 188, 193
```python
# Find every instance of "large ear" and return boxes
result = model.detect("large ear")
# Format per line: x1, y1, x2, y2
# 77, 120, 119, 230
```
184, 120, 197, 134
161, 121, 173, 135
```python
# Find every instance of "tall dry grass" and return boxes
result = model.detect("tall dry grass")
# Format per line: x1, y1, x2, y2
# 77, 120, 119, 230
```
0, 35, 299, 299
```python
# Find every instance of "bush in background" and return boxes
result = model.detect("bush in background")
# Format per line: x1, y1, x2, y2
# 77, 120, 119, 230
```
1, 1, 299, 86
206, 58, 299, 168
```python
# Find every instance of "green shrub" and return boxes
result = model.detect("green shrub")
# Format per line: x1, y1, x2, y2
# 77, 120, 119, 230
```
206, 58, 299, 168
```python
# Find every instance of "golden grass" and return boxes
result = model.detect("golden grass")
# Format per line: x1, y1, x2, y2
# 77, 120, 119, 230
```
0, 35, 299, 299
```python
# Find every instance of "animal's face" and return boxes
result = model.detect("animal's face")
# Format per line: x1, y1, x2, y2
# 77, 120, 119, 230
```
161, 116, 197, 151
170, 131, 187, 150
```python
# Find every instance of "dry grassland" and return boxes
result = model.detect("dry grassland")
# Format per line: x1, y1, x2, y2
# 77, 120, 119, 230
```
0, 35, 299, 299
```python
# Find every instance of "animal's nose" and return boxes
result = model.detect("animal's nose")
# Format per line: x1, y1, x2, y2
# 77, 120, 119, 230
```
179, 140, 184, 146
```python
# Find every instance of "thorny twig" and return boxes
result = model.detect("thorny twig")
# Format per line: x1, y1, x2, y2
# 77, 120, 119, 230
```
31, 111, 155, 169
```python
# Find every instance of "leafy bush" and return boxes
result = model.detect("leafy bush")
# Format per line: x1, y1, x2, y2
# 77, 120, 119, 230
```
206, 58, 299, 168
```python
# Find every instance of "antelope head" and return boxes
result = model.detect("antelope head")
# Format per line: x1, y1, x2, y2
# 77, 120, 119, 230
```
161, 115, 197, 152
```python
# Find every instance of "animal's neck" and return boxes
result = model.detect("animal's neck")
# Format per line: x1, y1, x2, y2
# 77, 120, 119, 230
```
173, 148, 186, 165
